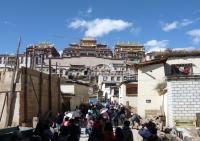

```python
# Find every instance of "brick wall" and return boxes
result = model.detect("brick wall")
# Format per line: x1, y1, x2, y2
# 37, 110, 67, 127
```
167, 78, 200, 127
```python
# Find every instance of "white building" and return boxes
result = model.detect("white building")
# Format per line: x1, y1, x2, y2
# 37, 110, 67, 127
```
138, 51, 200, 127
165, 55, 200, 127
60, 80, 89, 111
137, 59, 167, 118
0, 54, 32, 70
118, 80, 138, 108
97, 63, 137, 101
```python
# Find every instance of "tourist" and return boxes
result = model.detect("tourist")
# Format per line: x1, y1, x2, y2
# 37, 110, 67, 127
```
67, 119, 81, 141
43, 122, 54, 141
122, 120, 134, 141
119, 105, 126, 125
88, 117, 103, 141
112, 109, 119, 127
102, 122, 115, 141
138, 121, 162, 141
131, 113, 141, 129
55, 113, 63, 130
62, 116, 70, 127
114, 127, 125, 141
85, 116, 94, 135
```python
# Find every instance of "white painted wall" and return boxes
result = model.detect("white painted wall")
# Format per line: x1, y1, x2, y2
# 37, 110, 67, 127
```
119, 83, 138, 107
101, 83, 111, 99
0, 57, 31, 69
60, 85, 75, 94
61, 83, 89, 111
46, 57, 124, 67
138, 64, 165, 118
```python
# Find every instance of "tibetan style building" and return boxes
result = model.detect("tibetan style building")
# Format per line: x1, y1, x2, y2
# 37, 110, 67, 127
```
25, 43, 60, 66
26, 43, 60, 58
114, 42, 145, 61
63, 38, 113, 58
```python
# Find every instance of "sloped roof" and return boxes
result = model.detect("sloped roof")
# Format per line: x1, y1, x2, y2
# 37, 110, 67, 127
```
118, 80, 137, 87
135, 58, 167, 68
150, 50, 200, 58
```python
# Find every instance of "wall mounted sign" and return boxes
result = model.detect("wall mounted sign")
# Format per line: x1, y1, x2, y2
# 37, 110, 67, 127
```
146, 99, 151, 103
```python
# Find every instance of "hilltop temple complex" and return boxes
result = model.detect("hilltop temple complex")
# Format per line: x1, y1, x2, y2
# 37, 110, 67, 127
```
63, 38, 113, 59
114, 42, 145, 61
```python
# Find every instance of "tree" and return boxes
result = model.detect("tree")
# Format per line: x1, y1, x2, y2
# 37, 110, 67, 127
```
155, 81, 167, 116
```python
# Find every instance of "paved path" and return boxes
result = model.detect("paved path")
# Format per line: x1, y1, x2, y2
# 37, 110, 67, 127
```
80, 128, 143, 141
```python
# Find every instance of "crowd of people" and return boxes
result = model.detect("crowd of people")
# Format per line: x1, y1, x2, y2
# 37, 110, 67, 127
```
30, 101, 162, 141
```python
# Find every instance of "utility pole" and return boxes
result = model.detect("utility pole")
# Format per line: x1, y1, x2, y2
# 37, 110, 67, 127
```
48, 58, 52, 113
5, 37, 21, 126
38, 54, 44, 116
23, 47, 28, 124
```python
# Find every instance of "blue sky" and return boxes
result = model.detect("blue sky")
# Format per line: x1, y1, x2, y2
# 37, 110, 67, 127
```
0, 0, 200, 54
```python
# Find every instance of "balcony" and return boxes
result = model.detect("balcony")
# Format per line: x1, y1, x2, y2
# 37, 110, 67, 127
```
165, 63, 200, 80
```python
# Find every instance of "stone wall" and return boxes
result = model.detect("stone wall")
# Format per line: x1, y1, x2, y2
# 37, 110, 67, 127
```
167, 77, 200, 127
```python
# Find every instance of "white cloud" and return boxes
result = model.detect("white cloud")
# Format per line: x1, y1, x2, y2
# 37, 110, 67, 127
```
180, 19, 194, 27
186, 29, 200, 44
3, 20, 15, 26
161, 19, 194, 32
78, 7, 93, 17
87, 7, 92, 14
162, 21, 179, 32
69, 18, 132, 37
144, 40, 169, 52
130, 27, 141, 36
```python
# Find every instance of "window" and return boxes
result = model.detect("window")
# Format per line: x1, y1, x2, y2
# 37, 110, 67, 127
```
170, 64, 192, 75
114, 89, 119, 96
84, 70, 88, 75
103, 76, 107, 81
117, 76, 120, 81
126, 84, 137, 96
111, 76, 114, 81
35, 57, 42, 65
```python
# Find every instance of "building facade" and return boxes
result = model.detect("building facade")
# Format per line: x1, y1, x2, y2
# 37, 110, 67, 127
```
118, 81, 138, 108
63, 38, 113, 58
60, 80, 89, 111
138, 51, 200, 127
114, 42, 145, 62
137, 59, 166, 118
164, 54, 200, 127
97, 63, 137, 101
0, 54, 29, 70
26, 43, 60, 69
